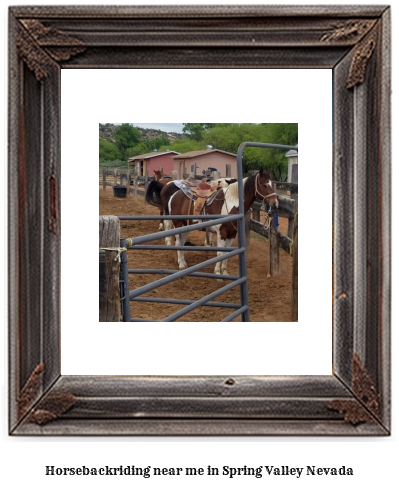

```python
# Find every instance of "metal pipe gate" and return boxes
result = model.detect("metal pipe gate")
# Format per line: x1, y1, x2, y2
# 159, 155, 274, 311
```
118, 141, 297, 322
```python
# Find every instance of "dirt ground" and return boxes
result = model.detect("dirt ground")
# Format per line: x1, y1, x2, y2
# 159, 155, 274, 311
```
100, 186, 294, 322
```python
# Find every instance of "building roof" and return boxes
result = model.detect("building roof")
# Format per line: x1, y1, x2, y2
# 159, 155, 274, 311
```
128, 150, 179, 162
285, 149, 298, 157
172, 149, 236, 159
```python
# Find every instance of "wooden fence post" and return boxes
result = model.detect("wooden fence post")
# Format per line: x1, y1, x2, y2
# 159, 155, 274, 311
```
102, 168, 106, 191
127, 170, 132, 197
288, 187, 298, 238
252, 202, 260, 222
171, 170, 178, 181
133, 175, 138, 200
144, 169, 150, 195
269, 183, 281, 277
99, 216, 120, 322
269, 220, 281, 276
291, 212, 298, 321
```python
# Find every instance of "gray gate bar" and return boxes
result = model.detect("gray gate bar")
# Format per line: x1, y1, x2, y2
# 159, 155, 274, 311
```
161, 277, 247, 322
119, 247, 131, 322
129, 269, 239, 281
121, 215, 243, 247
221, 306, 249, 322
130, 245, 236, 252
118, 215, 230, 221
237, 142, 298, 154
133, 297, 241, 309
129, 248, 245, 300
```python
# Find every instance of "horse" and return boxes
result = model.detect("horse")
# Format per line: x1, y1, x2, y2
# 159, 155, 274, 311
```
150, 170, 169, 230
151, 170, 175, 230
145, 177, 237, 243
145, 169, 277, 274
154, 169, 172, 184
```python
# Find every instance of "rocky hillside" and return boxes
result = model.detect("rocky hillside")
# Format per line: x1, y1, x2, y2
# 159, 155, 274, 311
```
99, 123, 118, 141
99, 123, 183, 143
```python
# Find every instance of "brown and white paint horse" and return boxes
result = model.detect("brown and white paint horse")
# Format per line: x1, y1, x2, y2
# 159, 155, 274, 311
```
147, 176, 236, 235
145, 169, 277, 274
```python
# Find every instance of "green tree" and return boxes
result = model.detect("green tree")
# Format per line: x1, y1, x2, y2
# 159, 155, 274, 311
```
205, 124, 262, 154
126, 137, 171, 159
125, 142, 150, 159
201, 123, 297, 177
99, 137, 124, 163
182, 123, 207, 141
158, 139, 204, 154
147, 136, 170, 150
182, 123, 232, 141
259, 123, 298, 180
158, 123, 297, 178
114, 123, 140, 156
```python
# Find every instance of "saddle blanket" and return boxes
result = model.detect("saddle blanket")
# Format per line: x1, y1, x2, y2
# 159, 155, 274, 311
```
173, 180, 190, 193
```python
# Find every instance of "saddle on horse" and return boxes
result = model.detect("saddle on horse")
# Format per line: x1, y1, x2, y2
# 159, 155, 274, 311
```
180, 178, 222, 215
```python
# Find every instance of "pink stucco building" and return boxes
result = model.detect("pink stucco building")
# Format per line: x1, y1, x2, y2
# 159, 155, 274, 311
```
172, 148, 237, 179
128, 150, 179, 177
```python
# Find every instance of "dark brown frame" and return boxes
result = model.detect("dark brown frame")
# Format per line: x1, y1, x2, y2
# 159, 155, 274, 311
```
9, 5, 391, 436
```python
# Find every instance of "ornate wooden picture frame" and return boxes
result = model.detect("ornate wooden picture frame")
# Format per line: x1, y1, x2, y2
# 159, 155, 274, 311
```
9, 5, 391, 436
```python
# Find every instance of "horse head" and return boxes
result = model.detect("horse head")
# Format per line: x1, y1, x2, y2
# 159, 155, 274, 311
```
255, 168, 278, 207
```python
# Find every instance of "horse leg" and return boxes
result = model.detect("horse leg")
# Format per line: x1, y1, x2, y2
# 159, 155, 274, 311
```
214, 229, 225, 275
220, 238, 233, 275
164, 220, 172, 246
214, 230, 233, 276
175, 230, 189, 270
204, 230, 213, 247
159, 205, 164, 231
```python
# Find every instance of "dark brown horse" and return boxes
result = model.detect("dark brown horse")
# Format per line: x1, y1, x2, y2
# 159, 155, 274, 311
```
150, 170, 173, 230
146, 180, 178, 234
145, 169, 277, 274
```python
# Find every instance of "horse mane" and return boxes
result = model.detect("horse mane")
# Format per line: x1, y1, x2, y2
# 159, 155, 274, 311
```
224, 177, 249, 201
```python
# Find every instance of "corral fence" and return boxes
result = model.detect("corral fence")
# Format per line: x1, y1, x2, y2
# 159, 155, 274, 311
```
238, 142, 298, 322
99, 166, 223, 196
100, 166, 146, 197
99, 142, 298, 322
248, 180, 298, 320
100, 214, 250, 322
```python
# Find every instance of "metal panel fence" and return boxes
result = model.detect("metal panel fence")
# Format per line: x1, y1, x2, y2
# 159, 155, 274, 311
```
118, 214, 249, 322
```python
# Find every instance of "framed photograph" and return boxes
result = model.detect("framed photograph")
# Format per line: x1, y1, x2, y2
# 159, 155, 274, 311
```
9, 5, 390, 435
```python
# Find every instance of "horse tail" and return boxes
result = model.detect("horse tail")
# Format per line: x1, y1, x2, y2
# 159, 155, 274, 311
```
145, 180, 164, 207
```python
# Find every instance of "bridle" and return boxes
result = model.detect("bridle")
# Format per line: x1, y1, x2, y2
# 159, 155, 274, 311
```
255, 173, 278, 206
